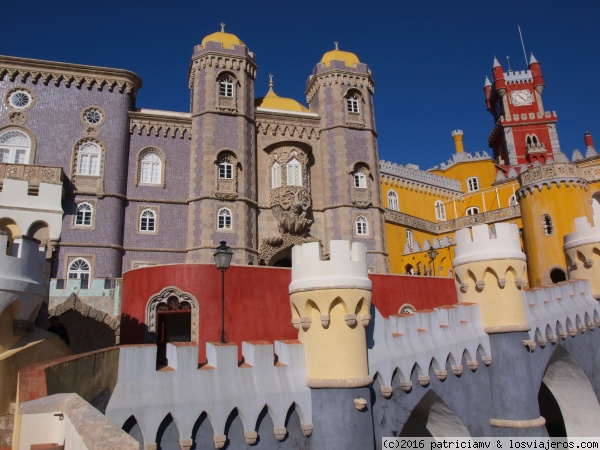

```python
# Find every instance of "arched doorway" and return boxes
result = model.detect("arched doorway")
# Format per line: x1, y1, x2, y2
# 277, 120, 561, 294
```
0, 218, 19, 254
146, 287, 199, 367
539, 346, 600, 436
400, 391, 470, 437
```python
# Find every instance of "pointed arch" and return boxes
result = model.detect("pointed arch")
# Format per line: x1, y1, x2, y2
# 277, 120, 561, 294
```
156, 413, 180, 449
192, 411, 214, 450
122, 415, 145, 447
145, 287, 199, 344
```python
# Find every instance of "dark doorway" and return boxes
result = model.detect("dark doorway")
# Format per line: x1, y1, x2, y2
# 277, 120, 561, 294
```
157, 309, 191, 367
273, 256, 292, 267
550, 268, 567, 284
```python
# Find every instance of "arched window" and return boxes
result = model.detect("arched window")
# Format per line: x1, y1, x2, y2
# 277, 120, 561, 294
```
219, 160, 233, 179
347, 94, 359, 113
466, 177, 479, 193
0, 130, 31, 164
139, 209, 156, 232
356, 216, 368, 235
217, 208, 232, 229
75, 202, 93, 226
406, 229, 414, 248
77, 142, 101, 176
508, 194, 517, 206
526, 134, 540, 147
466, 206, 480, 216
140, 152, 162, 184
434, 200, 446, 221
271, 162, 281, 188
387, 190, 399, 211
354, 171, 366, 188
219, 75, 234, 97
286, 158, 302, 186
68, 258, 91, 280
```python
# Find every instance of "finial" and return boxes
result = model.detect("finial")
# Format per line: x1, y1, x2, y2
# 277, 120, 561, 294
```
220, 22, 225, 32
334, 40, 339, 50
268, 73, 274, 93
506, 55, 512, 72
529, 53, 538, 64
493, 56, 501, 68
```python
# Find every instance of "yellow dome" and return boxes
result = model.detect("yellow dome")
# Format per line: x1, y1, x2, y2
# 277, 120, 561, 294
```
255, 80, 309, 113
320, 46, 360, 67
201, 31, 245, 49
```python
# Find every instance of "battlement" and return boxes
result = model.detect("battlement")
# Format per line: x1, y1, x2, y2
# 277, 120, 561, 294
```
518, 162, 585, 193
451, 129, 463, 137
106, 340, 312, 444
429, 151, 492, 171
0, 170, 63, 212
564, 214, 600, 250
379, 160, 462, 192
0, 233, 47, 291
504, 69, 533, 83
500, 110, 557, 124
524, 280, 600, 347
453, 223, 525, 266
289, 241, 371, 293
368, 303, 491, 394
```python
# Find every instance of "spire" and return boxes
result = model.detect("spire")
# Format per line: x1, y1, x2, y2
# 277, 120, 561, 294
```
493, 56, 501, 68
529, 53, 538, 64
334, 40, 339, 50
220, 21, 225, 32
268, 73, 275, 94
484, 76, 492, 87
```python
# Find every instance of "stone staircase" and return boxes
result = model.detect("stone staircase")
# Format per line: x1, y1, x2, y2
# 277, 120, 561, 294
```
0, 403, 15, 450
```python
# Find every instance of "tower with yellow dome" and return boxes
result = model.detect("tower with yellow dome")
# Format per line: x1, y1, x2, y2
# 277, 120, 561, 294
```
187, 25, 258, 264
305, 43, 388, 272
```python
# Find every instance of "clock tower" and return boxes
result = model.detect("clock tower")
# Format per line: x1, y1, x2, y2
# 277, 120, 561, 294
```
484, 55, 565, 166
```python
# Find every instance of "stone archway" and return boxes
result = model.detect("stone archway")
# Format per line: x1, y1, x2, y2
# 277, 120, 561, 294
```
540, 346, 600, 436
145, 286, 199, 345
400, 390, 470, 437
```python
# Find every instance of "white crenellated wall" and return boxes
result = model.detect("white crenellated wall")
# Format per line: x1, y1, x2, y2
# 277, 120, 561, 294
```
105, 340, 312, 447
368, 303, 491, 395
0, 178, 63, 243
289, 240, 372, 293
563, 214, 600, 298
453, 223, 525, 266
524, 279, 600, 348
563, 214, 600, 249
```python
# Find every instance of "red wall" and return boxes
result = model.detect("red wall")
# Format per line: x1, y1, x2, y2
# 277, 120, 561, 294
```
121, 265, 458, 362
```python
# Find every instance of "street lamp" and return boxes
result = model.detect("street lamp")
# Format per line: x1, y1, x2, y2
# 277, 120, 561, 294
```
213, 241, 233, 343
427, 248, 439, 277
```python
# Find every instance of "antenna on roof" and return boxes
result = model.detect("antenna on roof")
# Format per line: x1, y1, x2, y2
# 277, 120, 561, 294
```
518, 25, 528, 66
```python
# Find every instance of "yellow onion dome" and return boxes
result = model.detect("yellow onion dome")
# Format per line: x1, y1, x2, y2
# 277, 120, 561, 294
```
201, 25, 245, 49
320, 42, 360, 67
255, 77, 309, 113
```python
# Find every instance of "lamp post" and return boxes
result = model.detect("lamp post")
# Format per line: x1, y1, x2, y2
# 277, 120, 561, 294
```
427, 248, 439, 277
213, 241, 233, 343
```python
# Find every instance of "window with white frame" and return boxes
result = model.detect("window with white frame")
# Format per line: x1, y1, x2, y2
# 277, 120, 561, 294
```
219, 160, 233, 179
354, 171, 367, 188
219, 75, 234, 97
75, 202, 93, 226
466, 177, 479, 192
0, 130, 31, 164
286, 158, 302, 186
217, 208, 232, 229
466, 206, 480, 216
140, 152, 162, 184
77, 142, 101, 176
406, 229, 414, 248
508, 194, 517, 206
356, 216, 368, 235
68, 258, 91, 280
139, 209, 156, 232
434, 200, 446, 221
271, 162, 282, 188
347, 94, 359, 113
387, 190, 399, 211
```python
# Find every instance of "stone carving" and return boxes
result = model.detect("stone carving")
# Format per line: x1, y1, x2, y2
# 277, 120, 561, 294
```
271, 186, 313, 234
258, 233, 319, 266
8, 111, 26, 125
146, 286, 199, 344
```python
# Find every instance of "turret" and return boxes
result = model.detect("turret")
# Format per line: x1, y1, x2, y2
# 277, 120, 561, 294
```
492, 57, 506, 96
483, 77, 492, 111
451, 129, 464, 153
453, 223, 529, 333
529, 53, 544, 95
563, 214, 600, 299
517, 162, 592, 286
289, 240, 375, 449
584, 131, 597, 157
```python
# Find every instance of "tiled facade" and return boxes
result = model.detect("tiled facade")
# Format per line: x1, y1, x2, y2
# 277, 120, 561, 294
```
0, 30, 389, 314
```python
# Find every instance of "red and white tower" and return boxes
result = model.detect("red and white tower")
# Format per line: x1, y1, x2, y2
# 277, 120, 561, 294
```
485, 54, 564, 166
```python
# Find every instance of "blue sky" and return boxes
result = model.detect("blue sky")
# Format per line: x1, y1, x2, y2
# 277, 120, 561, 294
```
3, 0, 598, 170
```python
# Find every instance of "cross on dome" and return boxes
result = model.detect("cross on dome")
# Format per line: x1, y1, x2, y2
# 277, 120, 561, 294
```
220, 22, 225, 32
334, 41, 339, 50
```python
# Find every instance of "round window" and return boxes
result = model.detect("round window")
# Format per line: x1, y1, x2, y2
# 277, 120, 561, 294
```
84, 108, 103, 125
9, 90, 32, 109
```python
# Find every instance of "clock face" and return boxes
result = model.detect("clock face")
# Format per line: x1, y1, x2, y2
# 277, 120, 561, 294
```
510, 89, 533, 106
